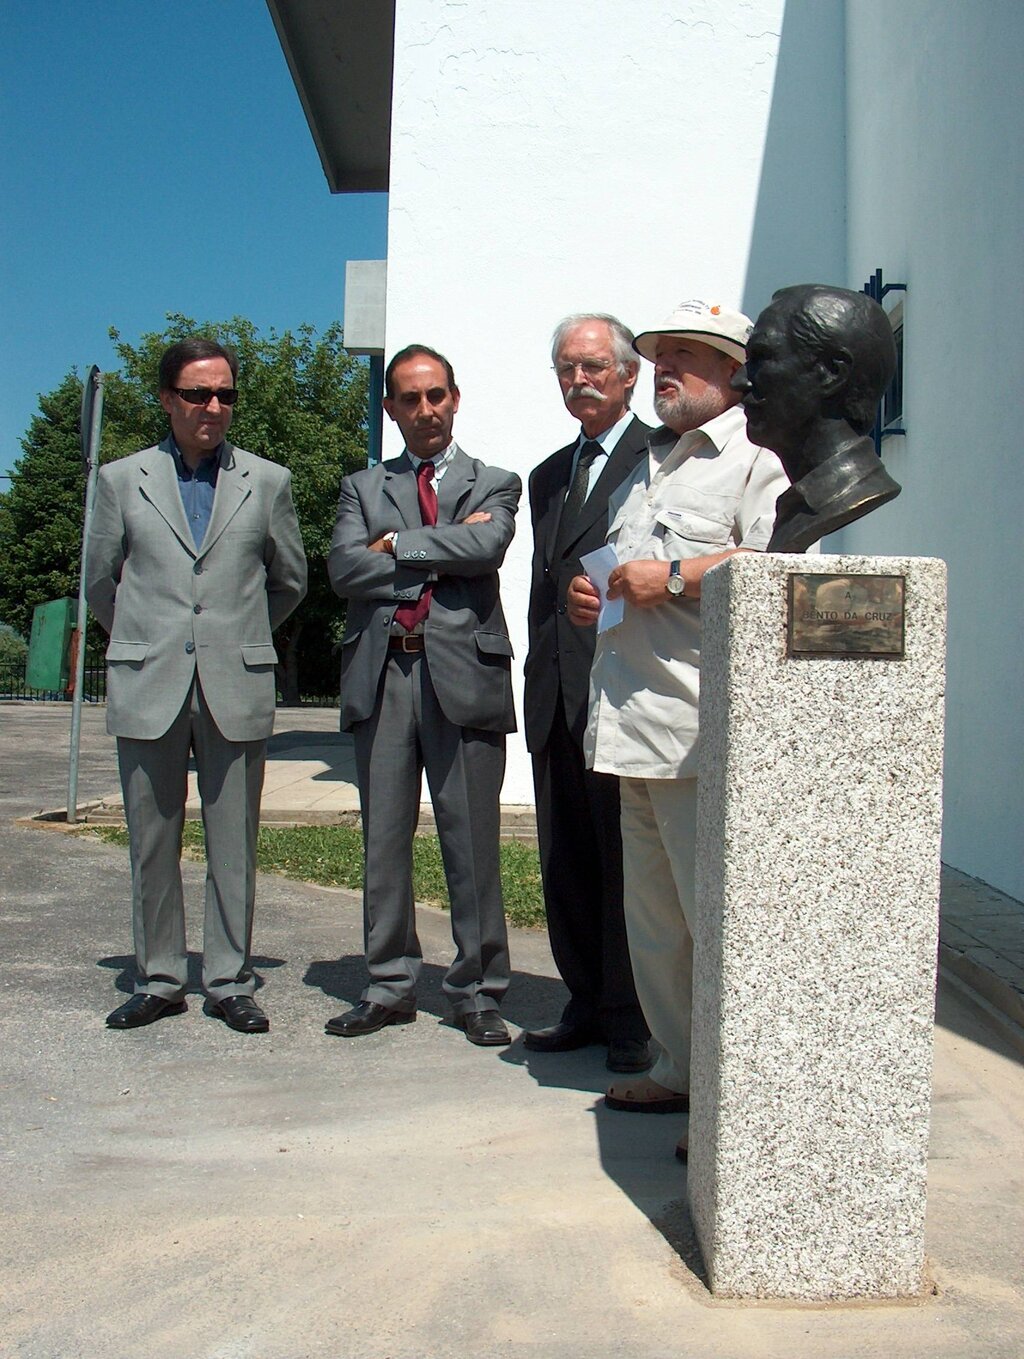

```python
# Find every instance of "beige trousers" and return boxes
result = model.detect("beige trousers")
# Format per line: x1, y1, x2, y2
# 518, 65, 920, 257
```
619, 776, 698, 1093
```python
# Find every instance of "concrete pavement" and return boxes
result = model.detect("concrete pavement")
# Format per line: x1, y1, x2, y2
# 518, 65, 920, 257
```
43, 700, 1024, 1049
1, 701, 1023, 1358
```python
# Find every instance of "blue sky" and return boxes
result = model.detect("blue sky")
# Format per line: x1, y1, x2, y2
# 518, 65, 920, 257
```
0, 1, 387, 479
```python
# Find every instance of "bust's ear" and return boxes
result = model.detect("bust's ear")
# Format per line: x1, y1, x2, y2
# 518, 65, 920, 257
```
817, 346, 853, 398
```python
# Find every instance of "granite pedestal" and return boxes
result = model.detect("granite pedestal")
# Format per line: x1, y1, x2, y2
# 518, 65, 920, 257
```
689, 554, 946, 1299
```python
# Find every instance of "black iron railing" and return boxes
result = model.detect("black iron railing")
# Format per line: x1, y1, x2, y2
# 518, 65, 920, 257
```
0, 658, 107, 703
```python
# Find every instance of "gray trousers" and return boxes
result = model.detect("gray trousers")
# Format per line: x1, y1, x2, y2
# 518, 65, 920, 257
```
116, 679, 267, 1002
353, 650, 510, 1015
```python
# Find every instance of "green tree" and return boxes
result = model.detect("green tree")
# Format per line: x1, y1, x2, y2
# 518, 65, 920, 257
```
0, 373, 95, 645
0, 316, 369, 700
0, 622, 28, 667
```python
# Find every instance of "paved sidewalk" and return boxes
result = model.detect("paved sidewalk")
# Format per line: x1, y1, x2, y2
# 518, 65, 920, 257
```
74, 706, 539, 838
1, 702, 1023, 1359
32, 702, 1024, 1050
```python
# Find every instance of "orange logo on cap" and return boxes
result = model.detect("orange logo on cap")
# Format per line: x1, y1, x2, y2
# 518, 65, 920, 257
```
711, 305, 721, 315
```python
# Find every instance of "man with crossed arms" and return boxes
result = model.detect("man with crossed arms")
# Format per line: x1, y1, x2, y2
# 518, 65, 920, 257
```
568, 301, 787, 1157
327, 345, 521, 1047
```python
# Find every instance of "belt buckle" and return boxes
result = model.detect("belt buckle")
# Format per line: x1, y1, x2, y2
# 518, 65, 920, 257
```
396, 634, 422, 653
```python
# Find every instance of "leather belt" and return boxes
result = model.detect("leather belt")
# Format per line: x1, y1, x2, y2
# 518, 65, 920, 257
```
388, 634, 425, 653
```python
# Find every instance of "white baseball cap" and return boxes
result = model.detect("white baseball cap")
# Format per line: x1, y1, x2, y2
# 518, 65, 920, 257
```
632, 299, 753, 365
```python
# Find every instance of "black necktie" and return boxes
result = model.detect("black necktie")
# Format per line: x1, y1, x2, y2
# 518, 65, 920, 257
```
555, 439, 601, 556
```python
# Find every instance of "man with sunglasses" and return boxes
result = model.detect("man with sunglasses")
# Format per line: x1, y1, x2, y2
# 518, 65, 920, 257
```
87, 337, 307, 1033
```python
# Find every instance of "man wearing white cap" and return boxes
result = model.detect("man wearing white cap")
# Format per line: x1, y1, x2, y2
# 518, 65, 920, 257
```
567, 300, 788, 1156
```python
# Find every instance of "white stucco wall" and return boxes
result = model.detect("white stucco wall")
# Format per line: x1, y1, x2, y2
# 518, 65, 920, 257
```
384, 0, 846, 801
838, 1, 1024, 899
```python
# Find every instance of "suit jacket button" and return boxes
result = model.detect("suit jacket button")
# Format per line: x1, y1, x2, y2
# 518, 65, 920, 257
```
193, 604, 202, 614
185, 641, 195, 654
557, 604, 566, 615
193, 563, 203, 574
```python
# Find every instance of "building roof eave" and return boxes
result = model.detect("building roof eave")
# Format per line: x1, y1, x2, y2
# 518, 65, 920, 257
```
266, 0, 394, 194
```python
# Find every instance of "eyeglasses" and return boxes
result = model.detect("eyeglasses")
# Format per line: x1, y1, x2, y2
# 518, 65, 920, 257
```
172, 386, 239, 406
552, 359, 615, 381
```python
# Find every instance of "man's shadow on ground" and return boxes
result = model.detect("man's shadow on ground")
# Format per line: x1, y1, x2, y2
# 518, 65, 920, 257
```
495, 987, 708, 1290
303, 953, 576, 1039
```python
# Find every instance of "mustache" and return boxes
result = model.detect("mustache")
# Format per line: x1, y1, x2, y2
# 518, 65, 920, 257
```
566, 384, 606, 402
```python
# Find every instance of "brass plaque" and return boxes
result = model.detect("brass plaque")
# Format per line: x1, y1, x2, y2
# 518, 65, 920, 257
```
787, 573, 905, 658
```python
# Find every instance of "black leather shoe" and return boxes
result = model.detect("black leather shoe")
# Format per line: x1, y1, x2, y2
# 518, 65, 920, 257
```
523, 1020, 601, 1053
210, 995, 269, 1033
456, 1011, 511, 1046
606, 1038, 653, 1073
325, 1001, 416, 1037
106, 994, 187, 1029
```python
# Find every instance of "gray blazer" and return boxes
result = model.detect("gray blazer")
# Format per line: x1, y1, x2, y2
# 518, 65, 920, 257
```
86, 438, 307, 742
328, 446, 521, 734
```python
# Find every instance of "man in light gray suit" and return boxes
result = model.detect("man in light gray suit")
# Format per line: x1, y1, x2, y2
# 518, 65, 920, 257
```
327, 344, 521, 1046
87, 337, 307, 1033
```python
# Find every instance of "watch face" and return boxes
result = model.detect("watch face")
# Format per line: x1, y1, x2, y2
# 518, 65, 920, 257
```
666, 573, 685, 595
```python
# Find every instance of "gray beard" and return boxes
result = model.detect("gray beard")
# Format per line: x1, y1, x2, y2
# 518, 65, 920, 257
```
654, 385, 727, 433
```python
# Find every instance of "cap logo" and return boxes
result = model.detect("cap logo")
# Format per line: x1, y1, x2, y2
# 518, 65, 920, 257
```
711, 305, 721, 315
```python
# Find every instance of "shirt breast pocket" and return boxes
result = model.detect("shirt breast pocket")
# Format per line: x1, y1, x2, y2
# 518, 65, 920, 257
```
655, 487, 736, 553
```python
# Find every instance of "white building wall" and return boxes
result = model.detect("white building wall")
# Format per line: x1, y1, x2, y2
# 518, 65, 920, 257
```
839, 1, 1024, 899
384, 0, 846, 800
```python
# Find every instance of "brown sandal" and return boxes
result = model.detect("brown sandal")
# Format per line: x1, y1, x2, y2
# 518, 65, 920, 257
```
604, 1074, 689, 1114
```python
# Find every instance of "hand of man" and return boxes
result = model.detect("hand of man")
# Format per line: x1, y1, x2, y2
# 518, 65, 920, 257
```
567, 574, 601, 627
368, 511, 491, 555
607, 560, 672, 609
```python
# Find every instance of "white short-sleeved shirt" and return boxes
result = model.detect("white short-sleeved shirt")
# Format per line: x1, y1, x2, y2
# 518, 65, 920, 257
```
585, 404, 788, 780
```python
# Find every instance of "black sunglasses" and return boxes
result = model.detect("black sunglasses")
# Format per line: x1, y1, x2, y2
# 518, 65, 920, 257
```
172, 386, 239, 406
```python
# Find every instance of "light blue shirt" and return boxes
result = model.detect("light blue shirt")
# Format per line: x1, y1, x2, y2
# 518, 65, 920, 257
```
169, 438, 221, 549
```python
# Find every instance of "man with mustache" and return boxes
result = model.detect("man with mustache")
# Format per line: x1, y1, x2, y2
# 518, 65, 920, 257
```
327, 345, 521, 1047
522, 314, 652, 1073
567, 301, 788, 1156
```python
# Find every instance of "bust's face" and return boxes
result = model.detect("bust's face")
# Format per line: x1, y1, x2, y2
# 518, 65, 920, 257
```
732, 304, 824, 463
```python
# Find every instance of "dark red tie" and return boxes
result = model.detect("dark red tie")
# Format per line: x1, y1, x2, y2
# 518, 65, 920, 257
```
394, 460, 438, 633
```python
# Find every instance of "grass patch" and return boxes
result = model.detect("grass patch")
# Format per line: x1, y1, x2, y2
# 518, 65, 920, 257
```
87, 822, 547, 930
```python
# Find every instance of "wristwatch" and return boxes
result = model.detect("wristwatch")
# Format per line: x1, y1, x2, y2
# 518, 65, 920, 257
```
666, 561, 686, 597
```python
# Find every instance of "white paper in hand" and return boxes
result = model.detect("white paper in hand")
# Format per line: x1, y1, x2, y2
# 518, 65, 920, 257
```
579, 544, 623, 633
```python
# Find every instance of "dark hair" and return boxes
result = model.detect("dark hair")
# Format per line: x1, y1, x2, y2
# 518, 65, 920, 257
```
384, 345, 457, 399
158, 338, 239, 392
772, 285, 896, 436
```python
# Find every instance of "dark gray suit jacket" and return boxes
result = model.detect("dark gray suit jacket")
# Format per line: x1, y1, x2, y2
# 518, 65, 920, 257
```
524, 415, 651, 751
328, 445, 521, 734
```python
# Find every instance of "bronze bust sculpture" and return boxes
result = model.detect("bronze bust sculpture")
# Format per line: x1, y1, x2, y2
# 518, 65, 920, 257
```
734, 284, 901, 551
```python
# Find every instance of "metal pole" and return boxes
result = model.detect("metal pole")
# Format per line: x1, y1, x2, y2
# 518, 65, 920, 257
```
67, 369, 104, 823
